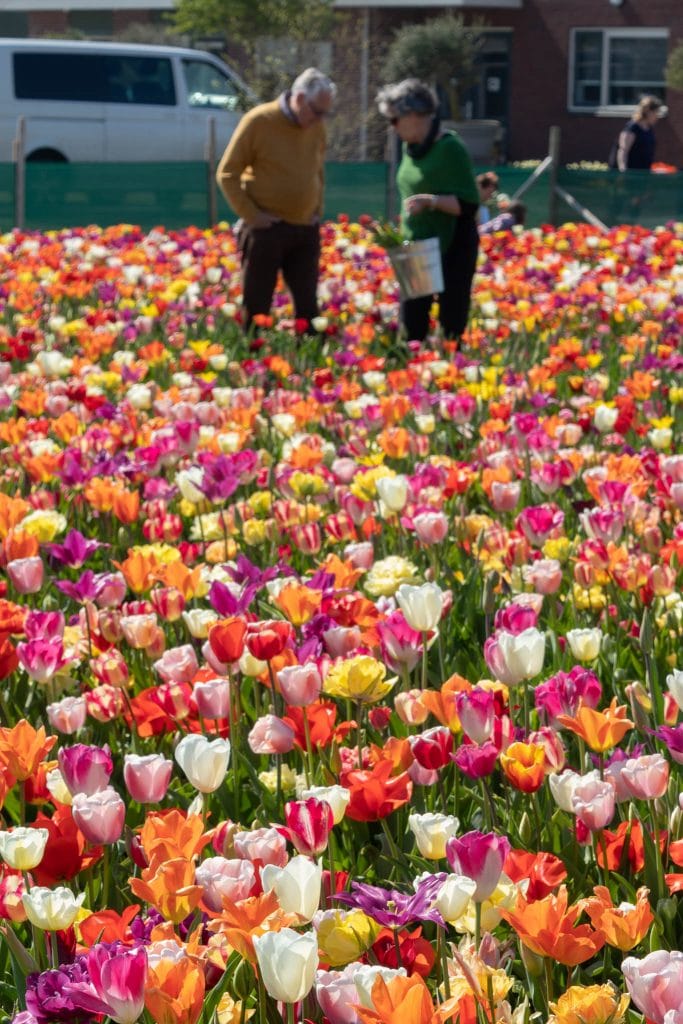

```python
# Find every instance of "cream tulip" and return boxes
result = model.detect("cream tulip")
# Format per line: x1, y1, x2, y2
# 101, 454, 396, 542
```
408, 812, 459, 860
566, 627, 602, 663
22, 885, 86, 930
375, 475, 408, 513
396, 582, 444, 633
300, 785, 350, 825
174, 734, 231, 793
0, 828, 49, 871
435, 874, 478, 923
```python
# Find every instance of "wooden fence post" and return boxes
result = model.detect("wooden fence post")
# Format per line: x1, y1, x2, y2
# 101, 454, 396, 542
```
547, 125, 561, 225
12, 117, 26, 231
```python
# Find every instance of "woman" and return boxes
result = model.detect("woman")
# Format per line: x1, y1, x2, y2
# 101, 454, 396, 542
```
477, 172, 499, 226
377, 78, 480, 342
612, 95, 666, 171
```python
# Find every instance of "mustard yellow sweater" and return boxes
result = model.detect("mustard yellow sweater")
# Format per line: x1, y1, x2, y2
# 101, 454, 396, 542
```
216, 99, 326, 224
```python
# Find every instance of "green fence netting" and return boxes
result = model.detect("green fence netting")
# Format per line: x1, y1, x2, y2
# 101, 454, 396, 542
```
1, 161, 682, 232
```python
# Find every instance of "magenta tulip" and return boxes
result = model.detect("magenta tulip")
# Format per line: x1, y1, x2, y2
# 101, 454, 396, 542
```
65, 942, 147, 1024
456, 688, 495, 745
58, 743, 113, 796
445, 830, 511, 901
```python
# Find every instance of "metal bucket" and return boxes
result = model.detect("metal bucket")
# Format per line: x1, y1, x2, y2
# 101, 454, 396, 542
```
387, 237, 444, 300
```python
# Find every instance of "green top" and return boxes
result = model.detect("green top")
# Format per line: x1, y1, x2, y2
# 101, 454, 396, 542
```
396, 130, 479, 252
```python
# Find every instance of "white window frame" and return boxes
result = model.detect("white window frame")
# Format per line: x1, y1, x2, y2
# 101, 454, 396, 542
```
568, 27, 668, 115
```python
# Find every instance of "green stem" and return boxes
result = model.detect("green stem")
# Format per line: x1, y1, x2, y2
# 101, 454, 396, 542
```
392, 927, 403, 969
356, 700, 364, 769
302, 710, 314, 788
544, 955, 554, 1011
421, 632, 428, 690
257, 972, 267, 1024
474, 900, 482, 950
440, 928, 451, 1001
287, 1000, 296, 1024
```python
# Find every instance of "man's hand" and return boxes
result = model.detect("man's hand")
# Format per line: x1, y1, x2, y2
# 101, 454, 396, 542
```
249, 211, 280, 229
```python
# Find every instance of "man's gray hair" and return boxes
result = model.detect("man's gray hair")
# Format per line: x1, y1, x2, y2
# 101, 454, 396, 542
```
292, 67, 337, 102
376, 79, 438, 120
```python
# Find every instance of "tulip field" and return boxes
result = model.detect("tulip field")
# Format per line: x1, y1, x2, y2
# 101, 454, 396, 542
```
1, 214, 683, 1024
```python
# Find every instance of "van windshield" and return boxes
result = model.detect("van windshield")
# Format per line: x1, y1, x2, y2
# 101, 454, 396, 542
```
182, 59, 250, 112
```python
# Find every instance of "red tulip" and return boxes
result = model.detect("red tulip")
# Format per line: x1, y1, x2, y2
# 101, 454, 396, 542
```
208, 616, 247, 664
411, 726, 454, 770
245, 619, 293, 662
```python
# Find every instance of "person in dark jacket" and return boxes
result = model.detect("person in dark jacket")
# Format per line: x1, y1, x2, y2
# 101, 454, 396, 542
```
612, 95, 666, 171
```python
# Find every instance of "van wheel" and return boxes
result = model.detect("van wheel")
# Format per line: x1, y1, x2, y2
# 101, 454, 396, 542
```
26, 148, 67, 163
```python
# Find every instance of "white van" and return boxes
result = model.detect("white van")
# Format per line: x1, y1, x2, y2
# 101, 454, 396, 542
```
0, 38, 254, 162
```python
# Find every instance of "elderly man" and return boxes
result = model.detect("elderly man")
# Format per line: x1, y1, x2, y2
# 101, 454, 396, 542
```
216, 67, 336, 330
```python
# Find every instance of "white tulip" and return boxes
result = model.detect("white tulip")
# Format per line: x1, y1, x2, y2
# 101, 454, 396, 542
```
300, 785, 350, 825
435, 874, 478, 922
253, 927, 318, 1003
0, 828, 49, 871
261, 855, 322, 923
174, 734, 231, 793
667, 668, 683, 712
396, 582, 444, 632
375, 475, 409, 513
22, 885, 86, 930
354, 965, 407, 1008
548, 769, 582, 813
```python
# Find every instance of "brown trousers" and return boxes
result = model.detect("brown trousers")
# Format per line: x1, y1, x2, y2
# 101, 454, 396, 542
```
237, 219, 320, 329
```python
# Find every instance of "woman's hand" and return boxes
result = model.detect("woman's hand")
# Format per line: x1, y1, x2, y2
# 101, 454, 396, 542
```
404, 193, 437, 214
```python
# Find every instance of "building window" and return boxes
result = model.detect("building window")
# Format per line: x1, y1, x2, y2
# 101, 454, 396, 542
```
0, 13, 28, 36
570, 28, 667, 112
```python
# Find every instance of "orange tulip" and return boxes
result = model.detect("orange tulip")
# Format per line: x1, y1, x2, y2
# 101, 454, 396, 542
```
145, 952, 206, 1024
130, 857, 203, 923
2, 529, 39, 562
112, 488, 141, 525
79, 905, 141, 946
151, 562, 203, 601
0, 494, 30, 539
113, 549, 161, 594
341, 760, 413, 822
273, 583, 322, 627
500, 741, 547, 793
318, 553, 364, 591
499, 885, 605, 966
138, 809, 213, 870
0, 720, 56, 782
0, 598, 27, 634
420, 674, 472, 733
556, 698, 633, 753
208, 891, 295, 962
355, 973, 443, 1024
208, 616, 247, 665
582, 885, 653, 951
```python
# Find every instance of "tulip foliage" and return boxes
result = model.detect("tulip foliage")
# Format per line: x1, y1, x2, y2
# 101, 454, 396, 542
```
0, 216, 682, 1024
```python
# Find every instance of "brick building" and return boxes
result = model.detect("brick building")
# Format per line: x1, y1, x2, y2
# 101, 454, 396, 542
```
4, 0, 683, 165
334, 0, 683, 165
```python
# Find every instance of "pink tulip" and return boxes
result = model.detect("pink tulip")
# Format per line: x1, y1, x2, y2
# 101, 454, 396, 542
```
394, 689, 429, 726
58, 743, 113, 796
580, 506, 624, 544
24, 611, 65, 641
195, 856, 256, 912
16, 639, 71, 685
408, 760, 440, 786
194, 677, 232, 719
490, 480, 521, 512
446, 830, 511, 901
277, 663, 323, 706
456, 688, 495, 744
65, 942, 147, 1024
123, 753, 173, 803
343, 541, 374, 570
46, 696, 87, 735
315, 964, 363, 1024
281, 797, 333, 856
233, 827, 288, 869
7, 557, 44, 595
72, 787, 125, 845
323, 625, 362, 658
570, 773, 615, 831
523, 558, 563, 595
412, 510, 448, 545
619, 753, 669, 801
516, 504, 564, 547
623, 950, 683, 1024
247, 714, 296, 755
377, 612, 423, 673
93, 572, 127, 608
153, 643, 199, 685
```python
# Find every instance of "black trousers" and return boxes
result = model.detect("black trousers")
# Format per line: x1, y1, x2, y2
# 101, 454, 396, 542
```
238, 220, 320, 328
401, 215, 479, 342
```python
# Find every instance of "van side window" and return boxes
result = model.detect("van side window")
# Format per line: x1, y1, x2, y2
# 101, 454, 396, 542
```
104, 56, 175, 106
183, 59, 244, 111
13, 52, 176, 106
14, 53, 107, 100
